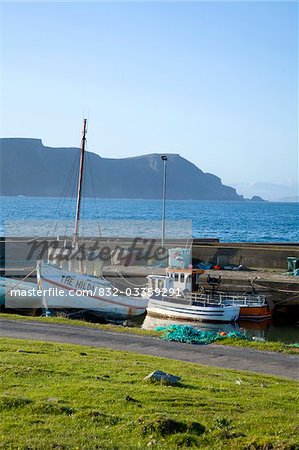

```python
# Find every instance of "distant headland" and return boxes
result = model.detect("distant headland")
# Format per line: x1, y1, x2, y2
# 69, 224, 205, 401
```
0, 138, 264, 201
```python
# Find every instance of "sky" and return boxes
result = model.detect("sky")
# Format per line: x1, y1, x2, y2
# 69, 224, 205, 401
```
1, 1, 298, 197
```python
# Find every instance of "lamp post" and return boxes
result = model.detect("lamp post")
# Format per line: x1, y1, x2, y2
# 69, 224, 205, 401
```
161, 155, 167, 248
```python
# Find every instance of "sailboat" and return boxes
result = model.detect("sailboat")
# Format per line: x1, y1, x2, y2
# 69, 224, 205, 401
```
36, 119, 148, 321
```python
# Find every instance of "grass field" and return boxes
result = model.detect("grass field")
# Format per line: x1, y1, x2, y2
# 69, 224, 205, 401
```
0, 337, 298, 449
0, 312, 298, 354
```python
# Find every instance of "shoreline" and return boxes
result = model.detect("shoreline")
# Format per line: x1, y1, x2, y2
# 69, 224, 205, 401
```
0, 313, 298, 355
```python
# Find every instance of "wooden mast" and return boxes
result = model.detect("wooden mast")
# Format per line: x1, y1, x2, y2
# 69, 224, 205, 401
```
73, 118, 87, 247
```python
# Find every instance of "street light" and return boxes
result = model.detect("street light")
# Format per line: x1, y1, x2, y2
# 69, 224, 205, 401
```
161, 155, 168, 248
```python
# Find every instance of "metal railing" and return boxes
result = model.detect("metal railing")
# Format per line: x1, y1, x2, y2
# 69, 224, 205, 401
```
185, 292, 266, 307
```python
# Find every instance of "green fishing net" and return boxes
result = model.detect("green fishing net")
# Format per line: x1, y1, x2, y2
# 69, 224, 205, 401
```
156, 325, 248, 345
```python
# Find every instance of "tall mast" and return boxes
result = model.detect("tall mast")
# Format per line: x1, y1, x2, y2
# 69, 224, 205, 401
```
73, 118, 87, 247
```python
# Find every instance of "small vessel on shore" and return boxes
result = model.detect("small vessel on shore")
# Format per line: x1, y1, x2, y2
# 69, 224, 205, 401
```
147, 266, 240, 323
37, 260, 147, 321
0, 277, 42, 310
37, 120, 148, 321
146, 248, 273, 323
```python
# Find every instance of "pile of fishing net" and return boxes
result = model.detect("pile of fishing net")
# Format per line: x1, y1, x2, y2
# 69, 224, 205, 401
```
156, 324, 248, 345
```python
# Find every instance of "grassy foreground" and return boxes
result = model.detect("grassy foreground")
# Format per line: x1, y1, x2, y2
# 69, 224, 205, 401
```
0, 338, 298, 450
0, 312, 298, 354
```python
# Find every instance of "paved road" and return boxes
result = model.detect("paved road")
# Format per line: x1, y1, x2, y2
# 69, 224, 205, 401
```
0, 319, 298, 381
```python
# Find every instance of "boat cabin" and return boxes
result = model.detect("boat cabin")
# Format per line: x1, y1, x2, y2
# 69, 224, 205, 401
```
147, 268, 204, 295
48, 247, 104, 277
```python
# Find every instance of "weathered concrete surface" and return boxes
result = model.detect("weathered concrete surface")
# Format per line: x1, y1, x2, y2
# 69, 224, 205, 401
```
0, 319, 298, 381
192, 242, 299, 270
2, 238, 299, 278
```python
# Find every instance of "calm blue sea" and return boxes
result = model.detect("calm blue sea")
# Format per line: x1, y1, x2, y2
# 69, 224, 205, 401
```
1, 196, 298, 241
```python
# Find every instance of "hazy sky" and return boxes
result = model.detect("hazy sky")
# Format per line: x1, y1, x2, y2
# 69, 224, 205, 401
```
1, 1, 298, 190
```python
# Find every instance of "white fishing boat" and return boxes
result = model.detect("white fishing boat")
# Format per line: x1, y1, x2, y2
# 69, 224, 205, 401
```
37, 120, 148, 320
0, 277, 42, 310
147, 265, 240, 323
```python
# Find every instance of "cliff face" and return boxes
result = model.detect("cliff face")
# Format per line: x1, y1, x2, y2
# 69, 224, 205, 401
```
0, 138, 243, 200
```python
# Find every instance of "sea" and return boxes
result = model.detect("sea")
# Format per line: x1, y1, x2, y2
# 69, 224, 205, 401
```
1, 196, 298, 241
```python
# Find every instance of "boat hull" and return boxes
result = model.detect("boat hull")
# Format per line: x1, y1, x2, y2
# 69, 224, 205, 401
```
0, 277, 42, 309
37, 262, 148, 320
239, 305, 272, 320
147, 297, 240, 323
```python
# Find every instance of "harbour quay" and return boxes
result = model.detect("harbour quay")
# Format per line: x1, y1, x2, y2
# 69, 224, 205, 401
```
1, 236, 299, 313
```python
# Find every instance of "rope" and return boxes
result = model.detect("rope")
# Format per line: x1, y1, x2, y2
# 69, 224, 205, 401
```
86, 151, 102, 237
253, 279, 299, 294
110, 269, 147, 288
277, 293, 299, 303
252, 278, 299, 305
41, 309, 94, 319
262, 293, 299, 306
5, 266, 38, 272
51, 149, 80, 238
